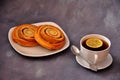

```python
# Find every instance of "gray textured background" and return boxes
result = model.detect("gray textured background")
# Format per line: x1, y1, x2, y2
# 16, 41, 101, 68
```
0, 0, 120, 80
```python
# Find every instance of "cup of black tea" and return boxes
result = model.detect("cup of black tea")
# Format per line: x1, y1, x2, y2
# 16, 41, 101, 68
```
79, 34, 111, 64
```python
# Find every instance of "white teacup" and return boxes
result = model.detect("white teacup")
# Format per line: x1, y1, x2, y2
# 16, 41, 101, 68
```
80, 34, 111, 64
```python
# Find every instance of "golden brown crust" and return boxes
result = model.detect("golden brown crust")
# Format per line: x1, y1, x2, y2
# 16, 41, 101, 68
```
12, 24, 38, 47
34, 25, 65, 50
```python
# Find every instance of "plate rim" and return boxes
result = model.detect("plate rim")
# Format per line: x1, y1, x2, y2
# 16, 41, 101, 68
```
8, 22, 70, 57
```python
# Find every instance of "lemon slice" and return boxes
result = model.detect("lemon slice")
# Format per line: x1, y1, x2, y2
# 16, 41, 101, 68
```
86, 38, 103, 48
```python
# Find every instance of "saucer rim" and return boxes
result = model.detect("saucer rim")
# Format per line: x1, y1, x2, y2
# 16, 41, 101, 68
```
76, 53, 113, 70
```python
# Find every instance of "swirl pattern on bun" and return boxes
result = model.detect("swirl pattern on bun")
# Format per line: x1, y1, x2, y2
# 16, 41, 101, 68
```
12, 24, 38, 47
34, 25, 65, 50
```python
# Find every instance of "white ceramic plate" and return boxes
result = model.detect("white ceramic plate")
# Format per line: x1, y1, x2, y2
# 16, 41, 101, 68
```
8, 22, 70, 57
76, 53, 113, 70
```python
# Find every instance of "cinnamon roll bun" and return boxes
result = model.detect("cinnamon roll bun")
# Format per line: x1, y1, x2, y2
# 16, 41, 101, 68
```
34, 25, 65, 50
12, 24, 38, 47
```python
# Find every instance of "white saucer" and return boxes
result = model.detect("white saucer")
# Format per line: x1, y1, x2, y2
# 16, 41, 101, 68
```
76, 54, 113, 70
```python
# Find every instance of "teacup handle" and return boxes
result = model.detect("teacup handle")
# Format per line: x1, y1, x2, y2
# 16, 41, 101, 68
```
93, 54, 98, 64
71, 45, 98, 64
79, 51, 98, 65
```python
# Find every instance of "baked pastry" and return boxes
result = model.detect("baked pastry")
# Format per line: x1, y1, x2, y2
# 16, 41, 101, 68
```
12, 24, 38, 47
34, 25, 65, 50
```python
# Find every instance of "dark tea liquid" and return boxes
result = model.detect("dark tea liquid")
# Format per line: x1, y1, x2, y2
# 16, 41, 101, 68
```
82, 39, 109, 51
